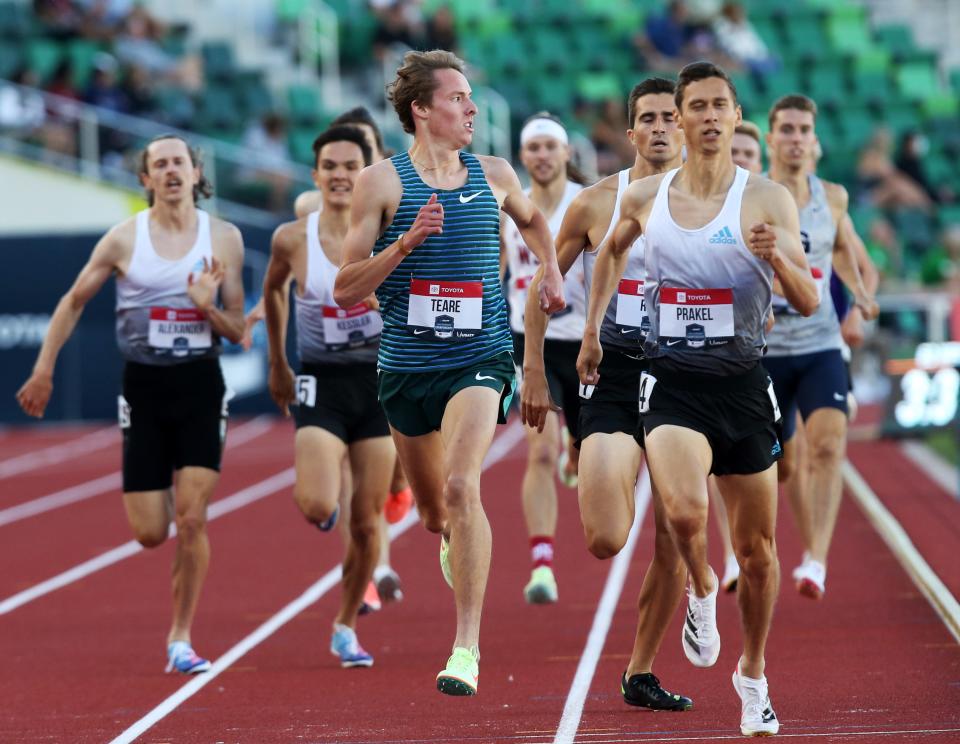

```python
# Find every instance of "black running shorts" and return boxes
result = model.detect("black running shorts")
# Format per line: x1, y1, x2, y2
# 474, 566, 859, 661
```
641, 360, 783, 476
513, 333, 582, 440
120, 358, 227, 492
577, 349, 647, 448
294, 361, 390, 443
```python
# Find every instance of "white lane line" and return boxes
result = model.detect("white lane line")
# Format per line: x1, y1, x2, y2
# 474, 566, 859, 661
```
899, 440, 959, 499
528, 727, 960, 742
553, 470, 652, 744
0, 425, 117, 479
843, 460, 960, 644
108, 419, 524, 744
0, 416, 275, 528
0, 467, 296, 615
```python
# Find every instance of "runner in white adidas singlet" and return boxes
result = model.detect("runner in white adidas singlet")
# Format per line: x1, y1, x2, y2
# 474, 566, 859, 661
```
762, 96, 878, 601
263, 126, 396, 668
580, 63, 820, 737
502, 113, 588, 605
17, 135, 245, 676
522, 78, 693, 711
335, 50, 564, 696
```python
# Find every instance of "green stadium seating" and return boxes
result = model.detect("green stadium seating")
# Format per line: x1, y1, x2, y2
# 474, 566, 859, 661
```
895, 63, 942, 101
25, 39, 62, 84
287, 83, 324, 125
0, 39, 21, 79
201, 42, 235, 82
874, 24, 918, 61
67, 40, 101, 89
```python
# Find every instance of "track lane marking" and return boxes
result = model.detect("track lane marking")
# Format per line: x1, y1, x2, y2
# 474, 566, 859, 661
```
0, 416, 275, 528
107, 419, 525, 743
899, 440, 959, 499
552, 469, 652, 744
843, 460, 960, 644
0, 425, 117, 479
0, 466, 296, 615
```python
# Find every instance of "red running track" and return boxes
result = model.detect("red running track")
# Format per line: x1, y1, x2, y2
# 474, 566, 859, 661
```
0, 418, 958, 743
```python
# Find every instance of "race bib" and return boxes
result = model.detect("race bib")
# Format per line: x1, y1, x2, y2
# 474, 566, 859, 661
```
296, 375, 317, 408
659, 287, 734, 349
321, 303, 382, 350
773, 267, 825, 316
148, 307, 211, 356
117, 395, 131, 429
615, 278, 649, 339
407, 279, 483, 341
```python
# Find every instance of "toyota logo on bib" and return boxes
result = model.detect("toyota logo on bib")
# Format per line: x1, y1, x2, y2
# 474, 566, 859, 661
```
430, 284, 440, 295
677, 291, 686, 303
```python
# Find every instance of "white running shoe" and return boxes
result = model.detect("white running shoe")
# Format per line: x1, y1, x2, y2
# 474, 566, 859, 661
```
732, 662, 779, 736
681, 569, 721, 668
721, 554, 740, 593
795, 557, 826, 600
791, 551, 811, 582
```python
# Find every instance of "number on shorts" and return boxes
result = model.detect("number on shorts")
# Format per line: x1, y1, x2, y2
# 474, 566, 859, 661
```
117, 395, 131, 429
579, 382, 595, 400
296, 375, 317, 407
638, 372, 657, 414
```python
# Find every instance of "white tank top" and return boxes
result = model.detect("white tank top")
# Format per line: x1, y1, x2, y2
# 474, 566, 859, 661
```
504, 180, 585, 340
115, 209, 219, 365
294, 211, 382, 365
643, 166, 772, 375
582, 168, 648, 353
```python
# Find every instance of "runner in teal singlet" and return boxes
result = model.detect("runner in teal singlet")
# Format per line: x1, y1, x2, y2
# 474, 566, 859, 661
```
335, 49, 565, 696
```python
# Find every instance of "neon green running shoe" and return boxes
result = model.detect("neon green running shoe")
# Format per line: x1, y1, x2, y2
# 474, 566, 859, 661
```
524, 565, 559, 604
439, 535, 453, 589
436, 646, 479, 696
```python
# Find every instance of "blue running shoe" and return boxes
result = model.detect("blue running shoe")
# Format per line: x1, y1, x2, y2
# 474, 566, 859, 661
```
315, 505, 339, 532
330, 624, 374, 668
165, 641, 211, 674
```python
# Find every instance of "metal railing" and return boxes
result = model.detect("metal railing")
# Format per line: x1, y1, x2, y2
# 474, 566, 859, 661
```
0, 79, 315, 228
299, 0, 341, 110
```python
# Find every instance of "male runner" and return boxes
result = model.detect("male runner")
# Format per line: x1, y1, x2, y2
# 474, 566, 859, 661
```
17, 135, 245, 674
263, 126, 395, 667
247, 107, 411, 609
334, 49, 564, 695
732, 121, 763, 174
522, 77, 693, 710
763, 96, 879, 599
579, 62, 820, 736
502, 112, 589, 604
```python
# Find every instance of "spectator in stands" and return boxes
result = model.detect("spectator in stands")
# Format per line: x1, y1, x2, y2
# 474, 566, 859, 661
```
0, 69, 46, 132
371, 0, 425, 62
713, 1, 779, 78
121, 63, 157, 117
636, 0, 719, 72
240, 112, 293, 211
114, 5, 202, 91
589, 96, 635, 176
425, 5, 459, 56
857, 127, 932, 211
864, 214, 902, 282
33, 0, 82, 39
84, 53, 129, 112
896, 130, 954, 204
45, 60, 80, 101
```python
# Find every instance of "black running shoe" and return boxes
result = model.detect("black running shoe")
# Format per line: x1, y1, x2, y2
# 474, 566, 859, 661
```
621, 672, 693, 711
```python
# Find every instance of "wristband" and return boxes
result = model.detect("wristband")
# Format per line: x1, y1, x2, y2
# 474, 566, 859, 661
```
397, 232, 412, 257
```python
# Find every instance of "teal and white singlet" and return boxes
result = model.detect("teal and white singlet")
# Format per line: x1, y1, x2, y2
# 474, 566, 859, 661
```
373, 151, 512, 373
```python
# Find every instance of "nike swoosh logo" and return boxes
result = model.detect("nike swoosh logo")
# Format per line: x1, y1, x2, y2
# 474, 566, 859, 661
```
666, 339, 682, 347
413, 329, 429, 335
459, 192, 482, 203
475, 373, 496, 381
620, 329, 636, 334
833, 392, 845, 401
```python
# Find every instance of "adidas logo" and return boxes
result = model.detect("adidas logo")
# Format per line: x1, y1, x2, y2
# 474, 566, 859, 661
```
708, 226, 737, 245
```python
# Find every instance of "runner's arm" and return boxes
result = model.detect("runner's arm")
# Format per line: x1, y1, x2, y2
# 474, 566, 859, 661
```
832, 210, 879, 319
263, 225, 297, 416
16, 229, 124, 417
752, 184, 819, 317
335, 165, 435, 307
488, 157, 565, 314
202, 224, 245, 344
521, 197, 592, 430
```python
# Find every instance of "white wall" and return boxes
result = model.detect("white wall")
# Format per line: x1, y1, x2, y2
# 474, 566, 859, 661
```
0, 155, 146, 235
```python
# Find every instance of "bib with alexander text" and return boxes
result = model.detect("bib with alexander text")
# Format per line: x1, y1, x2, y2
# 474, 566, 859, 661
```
148, 307, 212, 357
407, 279, 483, 341
321, 303, 382, 350
615, 279, 650, 339
658, 288, 734, 349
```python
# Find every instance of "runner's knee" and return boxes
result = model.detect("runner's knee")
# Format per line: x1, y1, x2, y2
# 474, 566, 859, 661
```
527, 439, 556, 470
668, 510, 707, 544
584, 524, 628, 559
735, 534, 777, 579
133, 522, 169, 548
444, 473, 479, 513
348, 511, 379, 548
807, 432, 844, 467
293, 488, 337, 525
175, 512, 207, 543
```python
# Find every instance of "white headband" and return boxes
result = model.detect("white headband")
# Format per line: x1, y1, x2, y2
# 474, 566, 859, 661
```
520, 118, 568, 146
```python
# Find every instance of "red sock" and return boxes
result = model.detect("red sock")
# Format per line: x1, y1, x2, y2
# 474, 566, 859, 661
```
530, 536, 554, 568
